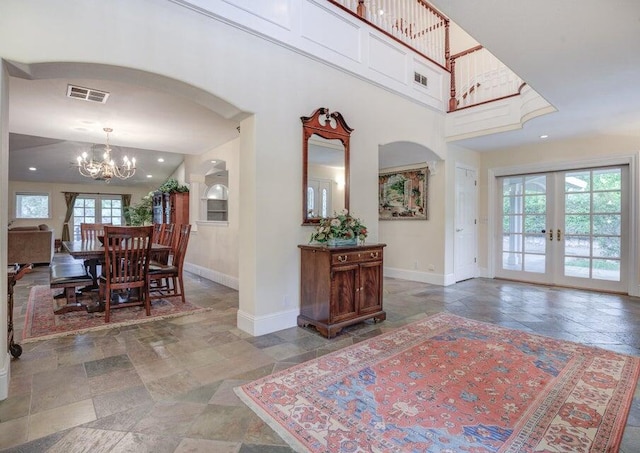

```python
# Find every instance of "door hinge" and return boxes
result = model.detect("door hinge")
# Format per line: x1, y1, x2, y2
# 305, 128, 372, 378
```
474, 257, 477, 263
474, 219, 477, 225
474, 180, 477, 186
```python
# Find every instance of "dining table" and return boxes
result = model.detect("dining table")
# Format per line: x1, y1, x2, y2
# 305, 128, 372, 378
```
61, 240, 172, 310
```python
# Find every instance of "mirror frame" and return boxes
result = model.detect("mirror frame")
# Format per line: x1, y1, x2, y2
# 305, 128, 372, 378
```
301, 107, 353, 225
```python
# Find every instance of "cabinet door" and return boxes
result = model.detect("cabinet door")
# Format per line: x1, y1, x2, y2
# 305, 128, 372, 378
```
358, 261, 383, 314
330, 264, 359, 323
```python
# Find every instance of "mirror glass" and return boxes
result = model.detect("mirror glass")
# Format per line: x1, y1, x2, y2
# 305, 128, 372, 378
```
306, 135, 345, 219
302, 108, 353, 224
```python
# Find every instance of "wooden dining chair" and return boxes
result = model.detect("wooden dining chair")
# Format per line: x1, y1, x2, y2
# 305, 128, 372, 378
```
153, 223, 175, 265
152, 223, 163, 243
79, 222, 112, 285
148, 224, 191, 304
80, 222, 111, 241
99, 225, 154, 322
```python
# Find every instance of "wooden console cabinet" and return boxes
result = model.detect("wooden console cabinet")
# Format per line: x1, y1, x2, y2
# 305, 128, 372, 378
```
298, 243, 386, 338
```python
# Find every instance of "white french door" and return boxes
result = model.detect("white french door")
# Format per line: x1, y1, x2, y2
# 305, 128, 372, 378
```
496, 166, 628, 292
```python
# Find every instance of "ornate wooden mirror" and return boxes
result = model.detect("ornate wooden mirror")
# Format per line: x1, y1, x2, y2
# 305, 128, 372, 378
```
301, 108, 353, 225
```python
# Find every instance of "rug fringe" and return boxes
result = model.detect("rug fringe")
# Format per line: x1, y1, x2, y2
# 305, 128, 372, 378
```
234, 386, 309, 453
21, 307, 213, 344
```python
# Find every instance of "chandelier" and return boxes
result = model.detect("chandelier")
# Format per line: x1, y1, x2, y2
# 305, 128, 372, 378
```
76, 127, 136, 182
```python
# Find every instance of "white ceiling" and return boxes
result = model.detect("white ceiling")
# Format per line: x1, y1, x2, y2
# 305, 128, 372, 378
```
8, 1, 640, 187
7, 62, 245, 187
431, 0, 640, 151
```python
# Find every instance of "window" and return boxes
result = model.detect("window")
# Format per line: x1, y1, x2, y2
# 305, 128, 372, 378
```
15, 192, 50, 219
72, 195, 123, 240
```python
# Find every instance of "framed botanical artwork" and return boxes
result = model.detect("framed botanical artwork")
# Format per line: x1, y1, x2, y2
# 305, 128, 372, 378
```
379, 166, 428, 220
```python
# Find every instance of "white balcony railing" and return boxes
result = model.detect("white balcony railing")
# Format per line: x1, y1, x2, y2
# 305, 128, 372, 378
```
449, 45, 525, 111
329, 0, 450, 69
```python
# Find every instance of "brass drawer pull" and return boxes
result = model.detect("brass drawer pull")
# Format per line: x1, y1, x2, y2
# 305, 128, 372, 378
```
370, 252, 379, 259
337, 255, 348, 263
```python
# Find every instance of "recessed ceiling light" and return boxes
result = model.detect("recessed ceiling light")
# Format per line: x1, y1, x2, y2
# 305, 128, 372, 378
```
147, 175, 153, 178
28, 167, 37, 171
157, 158, 164, 163
211, 160, 217, 164
539, 134, 549, 139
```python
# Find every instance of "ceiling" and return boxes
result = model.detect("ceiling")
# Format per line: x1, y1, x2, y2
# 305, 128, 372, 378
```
7, 1, 640, 186
7, 62, 245, 187
431, 0, 640, 151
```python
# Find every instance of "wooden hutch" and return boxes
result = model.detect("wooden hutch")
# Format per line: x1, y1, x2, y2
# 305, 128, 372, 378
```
152, 191, 190, 226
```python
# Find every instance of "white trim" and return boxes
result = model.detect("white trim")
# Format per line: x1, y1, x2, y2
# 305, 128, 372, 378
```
384, 266, 454, 286
0, 353, 9, 400
237, 308, 298, 336
195, 220, 229, 228
487, 153, 639, 295
184, 261, 238, 290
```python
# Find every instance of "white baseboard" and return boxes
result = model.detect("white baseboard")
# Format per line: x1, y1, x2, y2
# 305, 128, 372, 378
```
0, 354, 9, 400
384, 267, 454, 286
184, 262, 239, 290
478, 267, 491, 278
237, 308, 299, 336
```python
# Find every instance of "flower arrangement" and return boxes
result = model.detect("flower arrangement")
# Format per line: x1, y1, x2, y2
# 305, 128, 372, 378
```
310, 209, 368, 245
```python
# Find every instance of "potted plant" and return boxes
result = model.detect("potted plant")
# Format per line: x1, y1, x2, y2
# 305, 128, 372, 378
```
309, 209, 368, 246
125, 192, 153, 226
158, 178, 189, 193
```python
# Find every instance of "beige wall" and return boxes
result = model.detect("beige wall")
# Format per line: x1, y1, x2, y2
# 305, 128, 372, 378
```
184, 137, 240, 284
8, 180, 151, 237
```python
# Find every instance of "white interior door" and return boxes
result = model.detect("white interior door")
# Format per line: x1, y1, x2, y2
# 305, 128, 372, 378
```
455, 166, 477, 282
496, 166, 627, 292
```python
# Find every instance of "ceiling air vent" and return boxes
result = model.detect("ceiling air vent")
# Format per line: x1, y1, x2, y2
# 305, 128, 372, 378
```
414, 71, 428, 88
66, 84, 110, 103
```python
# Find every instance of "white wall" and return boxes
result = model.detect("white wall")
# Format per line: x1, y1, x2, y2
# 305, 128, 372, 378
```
1, 61, 10, 399
0, 0, 448, 337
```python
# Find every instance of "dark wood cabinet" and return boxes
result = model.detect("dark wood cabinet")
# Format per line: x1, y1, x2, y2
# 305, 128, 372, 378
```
152, 191, 190, 226
298, 243, 386, 338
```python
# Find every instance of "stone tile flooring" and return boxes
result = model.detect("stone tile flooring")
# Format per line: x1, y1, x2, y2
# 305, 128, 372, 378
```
2, 255, 640, 452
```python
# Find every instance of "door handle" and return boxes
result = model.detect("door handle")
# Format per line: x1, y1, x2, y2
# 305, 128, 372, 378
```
557, 229, 561, 241
456, 228, 463, 232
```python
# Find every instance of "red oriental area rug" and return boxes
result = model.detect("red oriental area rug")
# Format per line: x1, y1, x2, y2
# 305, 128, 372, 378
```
235, 312, 640, 452
23, 285, 209, 342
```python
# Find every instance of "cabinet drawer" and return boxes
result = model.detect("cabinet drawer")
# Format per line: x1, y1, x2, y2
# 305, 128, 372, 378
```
331, 248, 383, 265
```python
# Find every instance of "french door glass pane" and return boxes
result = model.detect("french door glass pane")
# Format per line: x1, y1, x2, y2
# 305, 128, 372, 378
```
563, 168, 622, 281
501, 175, 546, 274
565, 257, 590, 278
593, 259, 620, 281
524, 254, 545, 273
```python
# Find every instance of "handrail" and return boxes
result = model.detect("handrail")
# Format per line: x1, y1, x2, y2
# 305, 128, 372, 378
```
449, 45, 525, 112
327, 1, 526, 112
328, 0, 450, 70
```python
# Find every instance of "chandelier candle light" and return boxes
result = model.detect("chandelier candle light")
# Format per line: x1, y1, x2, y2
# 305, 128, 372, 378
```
76, 127, 136, 182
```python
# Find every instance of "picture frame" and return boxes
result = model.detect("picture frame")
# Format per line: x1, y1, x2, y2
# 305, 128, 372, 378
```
379, 166, 428, 220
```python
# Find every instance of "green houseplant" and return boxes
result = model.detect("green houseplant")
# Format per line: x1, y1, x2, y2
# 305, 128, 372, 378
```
310, 209, 368, 246
158, 178, 189, 193
125, 192, 153, 226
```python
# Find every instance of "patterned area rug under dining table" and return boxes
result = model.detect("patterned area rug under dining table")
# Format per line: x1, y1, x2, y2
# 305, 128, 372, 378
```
22, 284, 209, 342
236, 312, 640, 452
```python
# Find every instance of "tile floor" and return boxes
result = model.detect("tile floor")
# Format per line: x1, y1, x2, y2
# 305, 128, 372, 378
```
2, 254, 640, 452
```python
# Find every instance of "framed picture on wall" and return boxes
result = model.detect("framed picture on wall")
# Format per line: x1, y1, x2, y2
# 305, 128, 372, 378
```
379, 166, 428, 220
